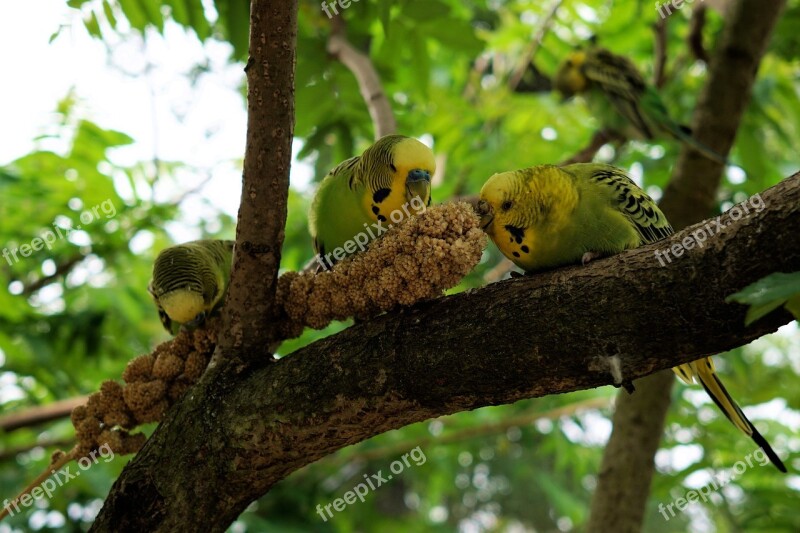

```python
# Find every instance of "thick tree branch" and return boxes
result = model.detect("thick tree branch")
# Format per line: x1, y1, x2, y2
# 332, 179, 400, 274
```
589, 2, 786, 530
91, 173, 799, 531
218, 0, 297, 360
327, 18, 396, 139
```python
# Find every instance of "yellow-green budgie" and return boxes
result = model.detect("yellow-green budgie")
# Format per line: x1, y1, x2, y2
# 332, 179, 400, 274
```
309, 134, 435, 270
477, 163, 785, 471
148, 239, 234, 334
554, 46, 725, 164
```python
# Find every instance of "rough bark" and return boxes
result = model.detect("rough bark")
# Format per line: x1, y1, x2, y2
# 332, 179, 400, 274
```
90, 173, 800, 532
217, 0, 297, 361
588, 2, 786, 531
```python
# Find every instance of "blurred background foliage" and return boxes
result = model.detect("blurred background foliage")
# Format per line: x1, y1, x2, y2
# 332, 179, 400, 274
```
1, 0, 799, 531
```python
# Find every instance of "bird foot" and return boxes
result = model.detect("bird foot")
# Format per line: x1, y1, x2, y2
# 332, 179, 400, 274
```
509, 270, 526, 279
581, 251, 604, 266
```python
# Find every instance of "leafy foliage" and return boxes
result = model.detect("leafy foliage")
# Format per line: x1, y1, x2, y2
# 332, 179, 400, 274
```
728, 272, 800, 325
2, 0, 799, 531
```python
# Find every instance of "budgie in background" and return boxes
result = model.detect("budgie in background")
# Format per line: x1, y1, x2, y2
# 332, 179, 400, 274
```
309, 134, 435, 269
148, 239, 234, 334
553, 46, 726, 164
477, 163, 785, 471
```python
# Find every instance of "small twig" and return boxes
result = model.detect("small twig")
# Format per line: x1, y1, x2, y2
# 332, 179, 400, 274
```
169, 171, 215, 205
0, 395, 90, 432
463, 55, 491, 100
558, 129, 623, 165
21, 255, 84, 295
0, 438, 74, 462
688, 5, 710, 63
0, 446, 78, 521
653, 17, 668, 88
327, 18, 396, 139
508, 0, 564, 91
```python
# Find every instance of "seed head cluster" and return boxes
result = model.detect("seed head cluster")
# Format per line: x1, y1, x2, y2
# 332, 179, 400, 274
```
277, 202, 487, 336
70, 323, 218, 458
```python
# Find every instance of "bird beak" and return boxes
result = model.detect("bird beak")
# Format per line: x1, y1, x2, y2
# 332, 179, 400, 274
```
405, 169, 431, 204
184, 311, 207, 330
476, 200, 494, 231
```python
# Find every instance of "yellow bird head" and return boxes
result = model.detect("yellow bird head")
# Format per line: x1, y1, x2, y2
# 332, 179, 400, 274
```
554, 50, 589, 98
148, 242, 228, 333
477, 166, 579, 270
393, 137, 436, 209
157, 289, 207, 326
359, 135, 436, 224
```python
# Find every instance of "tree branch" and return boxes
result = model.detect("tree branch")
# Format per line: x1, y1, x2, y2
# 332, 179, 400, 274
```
217, 0, 297, 360
91, 172, 799, 531
327, 18, 396, 139
508, 0, 563, 91
21, 255, 84, 295
0, 395, 90, 432
653, 17, 668, 89
688, 4, 710, 63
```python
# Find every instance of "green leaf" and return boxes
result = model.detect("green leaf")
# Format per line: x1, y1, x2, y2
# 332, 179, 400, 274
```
727, 272, 800, 325
727, 272, 800, 306
137, 0, 164, 32
103, 0, 118, 29
402, 0, 451, 20
85, 10, 103, 38
118, 0, 148, 31
219, 0, 251, 60
786, 295, 800, 321
744, 299, 788, 326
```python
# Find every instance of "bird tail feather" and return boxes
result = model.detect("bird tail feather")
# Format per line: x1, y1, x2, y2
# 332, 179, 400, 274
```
685, 357, 786, 472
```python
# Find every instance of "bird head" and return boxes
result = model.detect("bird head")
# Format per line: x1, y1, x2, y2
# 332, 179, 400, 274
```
478, 170, 530, 238
392, 137, 435, 211
554, 50, 589, 98
157, 288, 207, 329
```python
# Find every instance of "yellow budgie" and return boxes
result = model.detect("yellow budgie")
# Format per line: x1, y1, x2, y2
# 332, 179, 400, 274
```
554, 46, 726, 164
309, 134, 435, 269
477, 163, 785, 471
148, 239, 234, 334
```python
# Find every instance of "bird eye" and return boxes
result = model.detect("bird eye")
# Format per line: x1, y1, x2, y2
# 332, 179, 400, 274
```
501, 200, 513, 211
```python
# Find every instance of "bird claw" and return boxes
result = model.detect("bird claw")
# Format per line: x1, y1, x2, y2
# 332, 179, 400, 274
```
581, 251, 603, 266
509, 270, 525, 278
